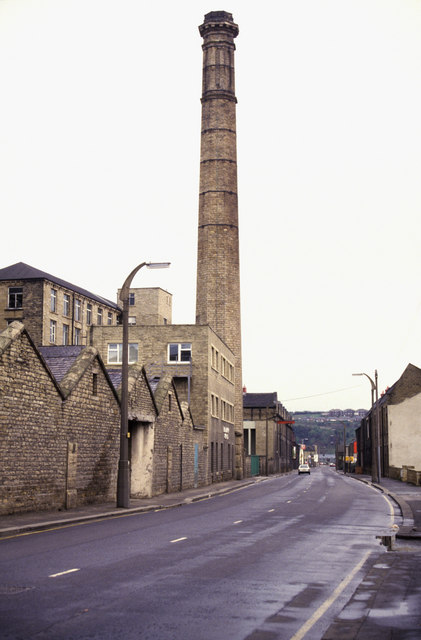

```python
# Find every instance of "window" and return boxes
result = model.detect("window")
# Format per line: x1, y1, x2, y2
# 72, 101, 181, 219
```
62, 324, 69, 345
221, 399, 234, 423
50, 289, 57, 312
50, 320, 57, 343
74, 327, 81, 345
128, 316, 136, 326
75, 299, 81, 322
107, 312, 113, 325
107, 343, 138, 364
86, 304, 92, 325
221, 356, 234, 383
97, 308, 103, 325
211, 346, 219, 371
92, 373, 98, 396
168, 343, 192, 363
63, 294, 70, 317
8, 287, 23, 309
211, 393, 219, 417
129, 292, 135, 306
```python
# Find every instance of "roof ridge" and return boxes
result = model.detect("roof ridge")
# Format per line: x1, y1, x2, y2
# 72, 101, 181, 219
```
0, 262, 120, 310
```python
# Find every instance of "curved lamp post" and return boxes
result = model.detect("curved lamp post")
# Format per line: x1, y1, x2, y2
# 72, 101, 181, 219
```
117, 261, 170, 508
352, 370, 381, 484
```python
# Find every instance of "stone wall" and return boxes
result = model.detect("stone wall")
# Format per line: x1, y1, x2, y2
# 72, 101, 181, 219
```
91, 323, 236, 486
0, 323, 121, 515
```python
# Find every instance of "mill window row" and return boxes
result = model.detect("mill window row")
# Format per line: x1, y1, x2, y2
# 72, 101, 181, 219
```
8, 286, 115, 327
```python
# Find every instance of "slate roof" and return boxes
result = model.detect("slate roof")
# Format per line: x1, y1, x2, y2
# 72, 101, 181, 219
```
106, 369, 160, 394
0, 262, 120, 311
107, 369, 122, 390
39, 346, 86, 382
243, 392, 278, 408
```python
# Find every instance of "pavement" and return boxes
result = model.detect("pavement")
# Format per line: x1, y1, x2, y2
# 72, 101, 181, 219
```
1, 471, 421, 639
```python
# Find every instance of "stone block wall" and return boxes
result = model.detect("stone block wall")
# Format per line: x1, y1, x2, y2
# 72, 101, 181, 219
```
91, 323, 236, 486
0, 326, 63, 513
0, 323, 121, 515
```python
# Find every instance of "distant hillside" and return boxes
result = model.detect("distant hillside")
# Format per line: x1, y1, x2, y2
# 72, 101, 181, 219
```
292, 410, 365, 454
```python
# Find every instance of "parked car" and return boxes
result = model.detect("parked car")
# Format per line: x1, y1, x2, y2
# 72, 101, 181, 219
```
298, 463, 310, 475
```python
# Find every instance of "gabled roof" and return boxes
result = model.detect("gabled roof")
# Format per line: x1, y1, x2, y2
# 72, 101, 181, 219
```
243, 392, 278, 409
379, 363, 421, 407
39, 346, 86, 382
40, 344, 119, 402
0, 321, 63, 396
0, 262, 120, 311
106, 365, 159, 418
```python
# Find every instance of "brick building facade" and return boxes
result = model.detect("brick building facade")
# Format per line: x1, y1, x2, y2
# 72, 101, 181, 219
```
243, 392, 296, 476
196, 12, 244, 479
91, 322, 236, 485
0, 322, 121, 514
0, 322, 206, 514
0, 262, 120, 348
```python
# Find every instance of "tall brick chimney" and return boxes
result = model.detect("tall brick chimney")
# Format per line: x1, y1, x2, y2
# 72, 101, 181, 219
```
196, 11, 243, 479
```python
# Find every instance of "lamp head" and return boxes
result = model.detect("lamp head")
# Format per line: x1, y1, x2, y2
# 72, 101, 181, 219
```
146, 262, 171, 269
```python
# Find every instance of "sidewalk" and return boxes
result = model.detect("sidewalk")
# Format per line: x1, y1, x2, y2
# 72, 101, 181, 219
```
351, 473, 421, 539
323, 473, 421, 639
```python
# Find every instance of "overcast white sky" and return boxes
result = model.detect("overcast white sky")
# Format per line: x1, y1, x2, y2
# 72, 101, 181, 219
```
1, 0, 420, 412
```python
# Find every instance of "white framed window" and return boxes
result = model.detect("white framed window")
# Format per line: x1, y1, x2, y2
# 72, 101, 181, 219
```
75, 299, 81, 322
107, 343, 138, 364
50, 319, 57, 343
221, 356, 234, 383
168, 343, 192, 363
50, 289, 57, 313
107, 312, 113, 325
97, 308, 103, 325
86, 303, 92, 325
128, 316, 136, 325
211, 345, 219, 371
62, 324, 69, 345
129, 292, 135, 306
8, 287, 23, 309
211, 393, 219, 418
74, 327, 81, 345
221, 399, 234, 423
63, 294, 70, 317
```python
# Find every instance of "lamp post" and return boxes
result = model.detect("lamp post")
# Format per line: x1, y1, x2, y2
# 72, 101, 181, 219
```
117, 261, 170, 508
352, 370, 381, 484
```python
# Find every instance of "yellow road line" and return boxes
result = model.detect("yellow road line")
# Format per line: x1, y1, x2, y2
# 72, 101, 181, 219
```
289, 550, 371, 640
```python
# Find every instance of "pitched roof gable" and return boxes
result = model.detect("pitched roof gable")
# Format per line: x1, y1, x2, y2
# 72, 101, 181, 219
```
0, 262, 120, 311
0, 321, 63, 396
39, 346, 86, 382
243, 392, 278, 409
40, 345, 119, 402
381, 363, 421, 406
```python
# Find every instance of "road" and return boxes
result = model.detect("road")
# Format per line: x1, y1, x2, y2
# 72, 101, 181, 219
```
0, 467, 398, 640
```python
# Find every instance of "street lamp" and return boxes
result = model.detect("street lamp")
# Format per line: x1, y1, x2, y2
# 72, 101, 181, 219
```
117, 261, 170, 508
352, 370, 381, 484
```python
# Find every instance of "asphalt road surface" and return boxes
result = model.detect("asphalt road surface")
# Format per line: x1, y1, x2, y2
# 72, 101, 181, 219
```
0, 468, 398, 640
